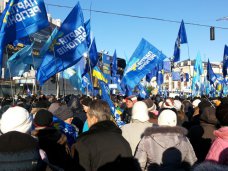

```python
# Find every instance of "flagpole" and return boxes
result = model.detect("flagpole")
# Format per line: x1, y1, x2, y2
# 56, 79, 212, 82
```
187, 43, 193, 98
5, 47, 15, 105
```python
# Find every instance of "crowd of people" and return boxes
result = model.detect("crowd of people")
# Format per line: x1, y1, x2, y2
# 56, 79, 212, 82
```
0, 93, 227, 171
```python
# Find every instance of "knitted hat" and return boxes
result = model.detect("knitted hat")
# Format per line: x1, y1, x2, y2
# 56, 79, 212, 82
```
216, 104, 228, 126
53, 105, 73, 121
173, 100, 182, 111
126, 95, 137, 103
48, 102, 61, 114
1, 106, 32, 134
143, 99, 157, 111
158, 109, 177, 127
132, 101, 149, 122
192, 99, 201, 108
33, 109, 53, 127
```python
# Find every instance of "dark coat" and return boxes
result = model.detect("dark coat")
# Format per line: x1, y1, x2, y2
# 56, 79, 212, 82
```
72, 120, 133, 171
0, 131, 46, 171
34, 128, 74, 171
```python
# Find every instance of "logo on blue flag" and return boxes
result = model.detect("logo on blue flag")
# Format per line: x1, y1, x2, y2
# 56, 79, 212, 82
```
121, 38, 166, 89
36, 2, 88, 85
0, 0, 49, 76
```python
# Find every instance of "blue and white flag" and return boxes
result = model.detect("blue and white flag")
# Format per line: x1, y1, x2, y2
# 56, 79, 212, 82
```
36, 2, 88, 85
0, 0, 49, 76
173, 20, 188, 62
121, 38, 166, 89
207, 59, 217, 85
223, 45, 228, 78
163, 61, 171, 73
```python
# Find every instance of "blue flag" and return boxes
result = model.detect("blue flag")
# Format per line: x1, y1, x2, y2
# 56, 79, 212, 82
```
173, 20, 188, 62
223, 45, 228, 78
39, 27, 59, 57
82, 73, 93, 95
137, 83, 148, 99
207, 59, 217, 85
163, 61, 171, 73
98, 80, 125, 127
82, 38, 98, 76
156, 62, 164, 86
36, 2, 88, 85
84, 19, 91, 47
62, 57, 85, 92
192, 52, 204, 96
146, 65, 158, 82
6, 43, 33, 78
181, 73, 189, 82
112, 50, 118, 76
121, 38, 166, 89
0, 0, 49, 76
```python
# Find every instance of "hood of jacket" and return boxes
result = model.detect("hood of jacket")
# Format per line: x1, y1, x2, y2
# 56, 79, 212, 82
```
144, 126, 188, 148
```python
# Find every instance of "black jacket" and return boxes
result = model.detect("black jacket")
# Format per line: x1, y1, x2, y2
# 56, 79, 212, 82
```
0, 131, 46, 171
72, 120, 133, 171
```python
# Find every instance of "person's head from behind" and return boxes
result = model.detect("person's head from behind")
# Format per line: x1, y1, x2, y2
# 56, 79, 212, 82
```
216, 103, 228, 127
81, 97, 92, 113
158, 108, 177, 127
87, 100, 111, 128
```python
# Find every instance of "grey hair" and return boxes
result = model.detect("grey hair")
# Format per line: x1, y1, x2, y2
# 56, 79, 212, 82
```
88, 100, 111, 121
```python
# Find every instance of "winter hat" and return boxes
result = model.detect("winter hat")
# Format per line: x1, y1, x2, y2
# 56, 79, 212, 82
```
48, 102, 61, 114
126, 95, 137, 103
1, 106, 32, 134
192, 99, 201, 108
173, 100, 182, 111
81, 97, 92, 107
143, 99, 157, 111
53, 105, 73, 121
34, 109, 53, 127
216, 104, 228, 126
132, 101, 149, 122
158, 109, 177, 127
161, 98, 175, 109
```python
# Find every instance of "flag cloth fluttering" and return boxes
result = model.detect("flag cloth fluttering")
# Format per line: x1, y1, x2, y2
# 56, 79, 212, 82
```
0, 0, 49, 76
36, 2, 88, 85
173, 20, 188, 62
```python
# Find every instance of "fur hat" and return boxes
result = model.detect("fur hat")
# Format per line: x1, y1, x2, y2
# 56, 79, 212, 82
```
192, 99, 201, 108
34, 109, 53, 127
1, 106, 32, 134
158, 109, 177, 127
132, 101, 149, 122
53, 105, 73, 121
